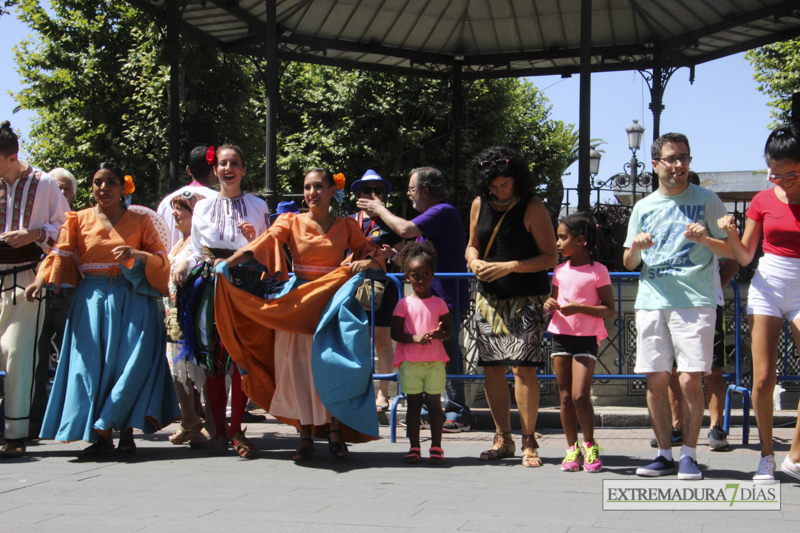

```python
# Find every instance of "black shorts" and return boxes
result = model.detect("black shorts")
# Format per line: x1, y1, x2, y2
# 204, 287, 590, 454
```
550, 334, 598, 359
712, 304, 726, 369
372, 278, 401, 328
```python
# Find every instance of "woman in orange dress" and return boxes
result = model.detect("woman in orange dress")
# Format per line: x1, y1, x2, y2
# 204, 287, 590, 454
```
24, 163, 179, 455
221, 168, 384, 461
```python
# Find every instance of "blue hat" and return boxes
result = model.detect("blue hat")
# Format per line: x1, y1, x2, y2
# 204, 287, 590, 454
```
269, 200, 300, 224
350, 169, 391, 195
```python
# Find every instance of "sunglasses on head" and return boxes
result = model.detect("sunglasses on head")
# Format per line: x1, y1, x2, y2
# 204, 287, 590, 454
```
358, 186, 385, 195
478, 159, 510, 173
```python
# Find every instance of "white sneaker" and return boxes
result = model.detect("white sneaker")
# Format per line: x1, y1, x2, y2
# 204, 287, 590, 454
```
781, 455, 800, 482
753, 455, 778, 485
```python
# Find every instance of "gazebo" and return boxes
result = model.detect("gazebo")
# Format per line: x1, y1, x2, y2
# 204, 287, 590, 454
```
126, 0, 800, 210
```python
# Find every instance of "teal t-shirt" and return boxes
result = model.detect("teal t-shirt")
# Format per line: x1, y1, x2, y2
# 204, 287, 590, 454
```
623, 184, 728, 310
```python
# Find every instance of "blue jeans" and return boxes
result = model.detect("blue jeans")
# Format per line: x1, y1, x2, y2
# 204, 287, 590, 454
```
420, 309, 471, 425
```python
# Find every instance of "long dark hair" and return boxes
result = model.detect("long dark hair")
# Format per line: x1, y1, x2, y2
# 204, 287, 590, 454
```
765, 124, 800, 163
559, 211, 598, 265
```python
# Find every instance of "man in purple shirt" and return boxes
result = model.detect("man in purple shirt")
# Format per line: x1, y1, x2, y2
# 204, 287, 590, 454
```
357, 167, 471, 432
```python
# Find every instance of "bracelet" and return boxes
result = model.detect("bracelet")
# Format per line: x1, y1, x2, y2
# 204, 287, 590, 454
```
391, 248, 399, 261
36, 228, 46, 243
467, 258, 477, 270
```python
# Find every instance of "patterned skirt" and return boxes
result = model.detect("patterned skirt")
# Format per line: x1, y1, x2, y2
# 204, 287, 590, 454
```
474, 293, 547, 367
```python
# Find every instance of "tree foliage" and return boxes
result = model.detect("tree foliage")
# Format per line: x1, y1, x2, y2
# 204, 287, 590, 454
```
746, 37, 800, 127
14, 0, 577, 215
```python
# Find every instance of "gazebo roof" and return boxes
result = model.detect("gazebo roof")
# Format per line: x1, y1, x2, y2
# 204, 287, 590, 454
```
130, 0, 800, 79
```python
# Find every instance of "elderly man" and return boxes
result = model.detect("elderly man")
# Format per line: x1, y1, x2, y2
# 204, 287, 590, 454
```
624, 133, 733, 480
29, 168, 76, 437
357, 166, 471, 432
0, 121, 69, 457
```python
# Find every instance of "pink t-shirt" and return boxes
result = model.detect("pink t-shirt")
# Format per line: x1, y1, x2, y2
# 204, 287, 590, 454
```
746, 187, 800, 259
547, 260, 611, 343
392, 295, 450, 367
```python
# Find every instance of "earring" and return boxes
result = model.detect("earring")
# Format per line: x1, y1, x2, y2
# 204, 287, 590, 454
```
89, 195, 96, 207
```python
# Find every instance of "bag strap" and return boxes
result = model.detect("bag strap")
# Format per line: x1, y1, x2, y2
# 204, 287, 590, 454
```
482, 197, 521, 261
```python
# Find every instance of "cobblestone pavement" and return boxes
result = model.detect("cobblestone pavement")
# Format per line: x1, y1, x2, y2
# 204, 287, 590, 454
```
1, 411, 799, 531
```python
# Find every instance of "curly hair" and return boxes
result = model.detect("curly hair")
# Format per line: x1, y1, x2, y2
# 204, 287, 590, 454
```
398, 240, 438, 273
559, 211, 598, 265
469, 146, 532, 199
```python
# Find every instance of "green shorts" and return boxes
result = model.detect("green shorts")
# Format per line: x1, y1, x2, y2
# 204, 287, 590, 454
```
399, 361, 446, 395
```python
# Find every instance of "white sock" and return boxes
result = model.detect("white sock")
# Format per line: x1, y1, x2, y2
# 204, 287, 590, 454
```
681, 445, 696, 461
658, 448, 673, 461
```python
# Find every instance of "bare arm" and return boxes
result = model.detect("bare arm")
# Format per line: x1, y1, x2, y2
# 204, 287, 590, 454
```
684, 223, 733, 259
557, 284, 616, 319
355, 198, 422, 238
623, 232, 654, 271
718, 215, 760, 267
465, 196, 482, 268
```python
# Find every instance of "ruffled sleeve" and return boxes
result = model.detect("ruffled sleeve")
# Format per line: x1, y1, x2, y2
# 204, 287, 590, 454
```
36, 211, 81, 292
120, 214, 170, 297
239, 213, 290, 281
342, 216, 382, 267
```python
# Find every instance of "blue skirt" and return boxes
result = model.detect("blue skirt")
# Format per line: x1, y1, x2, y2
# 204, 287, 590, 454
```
41, 274, 180, 443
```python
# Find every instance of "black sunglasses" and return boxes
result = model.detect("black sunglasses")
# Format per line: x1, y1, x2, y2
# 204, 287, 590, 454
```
478, 159, 510, 173
358, 186, 385, 195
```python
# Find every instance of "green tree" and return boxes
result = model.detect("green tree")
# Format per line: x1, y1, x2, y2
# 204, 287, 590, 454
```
746, 37, 800, 127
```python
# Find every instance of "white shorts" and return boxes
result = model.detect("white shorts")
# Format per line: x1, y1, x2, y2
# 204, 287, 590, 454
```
633, 307, 716, 375
748, 269, 800, 322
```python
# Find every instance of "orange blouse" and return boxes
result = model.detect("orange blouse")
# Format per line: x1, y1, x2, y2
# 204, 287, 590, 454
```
243, 213, 381, 281
37, 208, 170, 296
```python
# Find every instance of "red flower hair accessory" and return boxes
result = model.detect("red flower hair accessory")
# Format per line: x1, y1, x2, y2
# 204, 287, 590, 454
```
206, 146, 216, 165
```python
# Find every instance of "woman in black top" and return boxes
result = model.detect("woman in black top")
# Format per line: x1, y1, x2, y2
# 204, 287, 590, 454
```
466, 146, 558, 467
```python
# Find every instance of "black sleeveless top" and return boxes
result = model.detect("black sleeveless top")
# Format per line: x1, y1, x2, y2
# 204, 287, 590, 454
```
476, 195, 551, 299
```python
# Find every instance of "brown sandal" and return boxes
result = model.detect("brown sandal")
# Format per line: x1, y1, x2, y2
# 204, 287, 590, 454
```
521, 434, 542, 467
479, 431, 515, 461
232, 429, 258, 459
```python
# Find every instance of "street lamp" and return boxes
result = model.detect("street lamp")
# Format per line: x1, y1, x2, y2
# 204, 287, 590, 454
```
589, 120, 653, 206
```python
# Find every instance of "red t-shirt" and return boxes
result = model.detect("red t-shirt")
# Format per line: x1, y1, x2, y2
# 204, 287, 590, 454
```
746, 188, 800, 259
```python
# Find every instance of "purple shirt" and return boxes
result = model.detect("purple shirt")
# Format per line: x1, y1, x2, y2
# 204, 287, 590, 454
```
411, 202, 468, 310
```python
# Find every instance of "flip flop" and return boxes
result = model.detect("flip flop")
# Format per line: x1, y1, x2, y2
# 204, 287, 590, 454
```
169, 423, 205, 445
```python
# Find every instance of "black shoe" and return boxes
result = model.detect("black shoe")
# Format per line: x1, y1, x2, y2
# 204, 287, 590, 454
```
708, 424, 730, 451
239, 411, 267, 423
649, 427, 683, 448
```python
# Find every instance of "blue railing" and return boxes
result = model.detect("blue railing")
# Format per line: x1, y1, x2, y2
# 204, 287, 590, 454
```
366, 271, 755, 443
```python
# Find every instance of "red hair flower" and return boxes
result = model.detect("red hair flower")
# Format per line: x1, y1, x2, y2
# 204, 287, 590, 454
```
206, 146, 216, 165
333, 173, 346, 191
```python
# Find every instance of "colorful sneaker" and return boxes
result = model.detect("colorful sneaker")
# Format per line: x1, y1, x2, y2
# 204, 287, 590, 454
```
753, 455, 778, 484
581, 441, 604, 473
636, 456, 677, 477
561, 442, 581, 472
781, 455, 800, 482
677, 456, 703, 480
442, 420, 470, 433
707, 424, 730, 451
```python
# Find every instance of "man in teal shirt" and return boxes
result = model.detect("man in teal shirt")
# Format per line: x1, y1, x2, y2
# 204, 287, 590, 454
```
624, 133, 733, 480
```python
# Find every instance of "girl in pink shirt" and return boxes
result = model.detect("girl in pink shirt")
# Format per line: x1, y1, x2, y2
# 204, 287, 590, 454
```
544, 212, 615, 473
391, 241, 452, 465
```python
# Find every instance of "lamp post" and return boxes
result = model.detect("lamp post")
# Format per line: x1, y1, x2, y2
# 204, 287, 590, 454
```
589, 120, 653, 206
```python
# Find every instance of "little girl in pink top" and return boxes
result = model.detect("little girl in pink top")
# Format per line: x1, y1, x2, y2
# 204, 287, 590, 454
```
544, 212, 615, 473
391, 241, 452, 465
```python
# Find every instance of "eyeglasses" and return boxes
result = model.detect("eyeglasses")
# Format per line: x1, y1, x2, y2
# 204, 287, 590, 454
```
768, 171, 799, 185
407, 187, 418, 193
656, 156, 692, 166
358, 186, 385, 195
478, 159, 511, 173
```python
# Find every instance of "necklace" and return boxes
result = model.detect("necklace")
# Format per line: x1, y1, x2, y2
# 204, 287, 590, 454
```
490, 195, 518, 208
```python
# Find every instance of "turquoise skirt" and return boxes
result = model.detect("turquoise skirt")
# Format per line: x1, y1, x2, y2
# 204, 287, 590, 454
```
41, 272, 180, 443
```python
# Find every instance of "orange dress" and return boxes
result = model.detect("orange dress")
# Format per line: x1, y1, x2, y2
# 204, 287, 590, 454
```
38, 208, 169, 295
215, 213, 381, 441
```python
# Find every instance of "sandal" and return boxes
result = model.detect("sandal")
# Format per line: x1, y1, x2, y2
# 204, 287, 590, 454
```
429, 446, 445, 465
232, 429, 258, 459
521, 434, 542, 467
292, 438, 315, 461
404, 447, 422, 464
84, 435, 114, 457
1, 439, 27, 458
117, 438, 136, 455
207, 435, 229, 456
169, 423, 205, 445
326, 429, 348, 460
479, 431, 515, 461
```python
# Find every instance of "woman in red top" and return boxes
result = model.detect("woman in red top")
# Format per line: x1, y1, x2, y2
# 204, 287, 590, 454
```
719, 124, 800, 484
